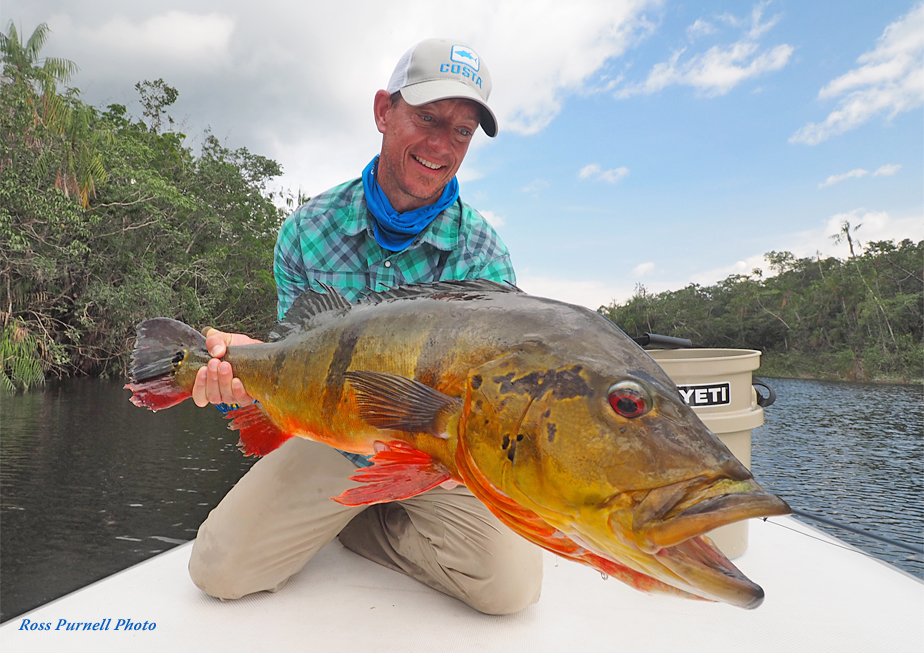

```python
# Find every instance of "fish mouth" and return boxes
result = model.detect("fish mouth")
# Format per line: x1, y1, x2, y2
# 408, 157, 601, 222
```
656, 535, 766, 609
624, 475, 791, 608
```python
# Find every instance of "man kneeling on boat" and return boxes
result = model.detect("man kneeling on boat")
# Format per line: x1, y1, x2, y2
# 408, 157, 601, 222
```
186, 39, 543, 615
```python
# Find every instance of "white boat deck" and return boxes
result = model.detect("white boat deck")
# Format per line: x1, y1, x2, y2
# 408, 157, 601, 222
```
2, 515, 921, 652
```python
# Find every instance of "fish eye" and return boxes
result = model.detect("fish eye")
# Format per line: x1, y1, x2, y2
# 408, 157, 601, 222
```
607, 381, 651, 418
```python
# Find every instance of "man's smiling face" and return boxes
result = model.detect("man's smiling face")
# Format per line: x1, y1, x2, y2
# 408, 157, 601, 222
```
374, 91, 480, 212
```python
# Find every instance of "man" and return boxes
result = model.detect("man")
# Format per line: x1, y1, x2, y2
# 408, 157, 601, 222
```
187, 39, 543, 616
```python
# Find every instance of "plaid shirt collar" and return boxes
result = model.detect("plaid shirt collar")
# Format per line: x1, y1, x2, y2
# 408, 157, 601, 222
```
341, 182, 461, 252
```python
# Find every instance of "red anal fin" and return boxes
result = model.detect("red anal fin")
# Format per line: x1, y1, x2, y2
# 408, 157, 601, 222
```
332, 440, 451, 506
226, 403, 294, 457
125, 375, 189, 412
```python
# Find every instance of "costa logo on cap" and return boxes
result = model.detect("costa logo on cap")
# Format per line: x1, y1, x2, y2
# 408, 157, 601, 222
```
450, 45, 480, 72
387, 38, 498, 137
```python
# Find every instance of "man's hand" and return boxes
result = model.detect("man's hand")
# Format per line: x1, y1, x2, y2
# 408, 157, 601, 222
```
192, 329, 262, 407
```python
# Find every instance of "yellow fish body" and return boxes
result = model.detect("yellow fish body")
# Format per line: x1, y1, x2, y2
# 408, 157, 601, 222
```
127, 280, 790, 608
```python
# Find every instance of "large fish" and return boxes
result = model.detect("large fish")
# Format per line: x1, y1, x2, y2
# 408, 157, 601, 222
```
126, 280, 790, 609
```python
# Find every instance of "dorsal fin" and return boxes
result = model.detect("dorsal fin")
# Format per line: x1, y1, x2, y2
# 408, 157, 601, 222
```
268, 279, 521, 341
268, 282, 352, 341
359, 279, 523, 305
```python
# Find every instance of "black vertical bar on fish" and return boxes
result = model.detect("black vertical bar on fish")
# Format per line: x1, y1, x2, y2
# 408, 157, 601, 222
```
322, 325, 362, 416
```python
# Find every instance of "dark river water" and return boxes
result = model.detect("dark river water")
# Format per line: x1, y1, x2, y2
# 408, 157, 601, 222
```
1, 376, 922, 622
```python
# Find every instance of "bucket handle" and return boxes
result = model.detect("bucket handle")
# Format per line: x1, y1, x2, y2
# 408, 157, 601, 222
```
753, 378, 776, 407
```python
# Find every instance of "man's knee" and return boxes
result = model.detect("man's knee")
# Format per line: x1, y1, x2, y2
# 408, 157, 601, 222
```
464, 540, 544, 615
188, 537, 243, 600
187, 532, 290, 600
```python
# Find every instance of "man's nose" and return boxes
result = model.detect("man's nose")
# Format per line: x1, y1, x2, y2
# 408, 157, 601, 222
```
426, 126, 454, 153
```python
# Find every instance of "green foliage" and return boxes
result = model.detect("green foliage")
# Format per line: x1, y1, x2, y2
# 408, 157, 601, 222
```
0, 21, 78, 91
2, 29, 288, 382
135, 78, 178, 133
1, 318, 45, 394
600, 239, 924, 383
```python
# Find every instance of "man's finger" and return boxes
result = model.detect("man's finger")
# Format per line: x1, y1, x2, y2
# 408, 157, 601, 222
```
217, 361, 236, 404
230, 378, 256, 406
205, 358, 223, 405
192, 367, 209, 407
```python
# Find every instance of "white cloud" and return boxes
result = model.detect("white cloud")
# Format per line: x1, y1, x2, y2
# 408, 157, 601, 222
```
616, 2, 792, 98
522, 207, 922, 309
456, 164, 485, 183
579, 163, 630, 182
818, 168, 868, 188
516, 275, 636, 310
479, 210, 506, 228
724, 210, 922, 280
579, 164, 601, 178
50, 11, 235, 70
686, 19, 717, 40
521, 179, 548, 193
688, 254, 769, 286
19, 0, 664, 196
818, 163, 902, 188
643, 209, 923, 297
873, 163, 902, 176
814, 209, 923, 257
790, 3, 924, 145
485, 1, 661, 135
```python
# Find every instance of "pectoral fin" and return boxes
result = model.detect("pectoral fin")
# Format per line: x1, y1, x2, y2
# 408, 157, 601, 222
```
332, 440, 452, 506
344, 370, 460, 437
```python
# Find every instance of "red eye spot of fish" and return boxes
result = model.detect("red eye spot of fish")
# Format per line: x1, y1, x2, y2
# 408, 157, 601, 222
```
607, 381, 650, 418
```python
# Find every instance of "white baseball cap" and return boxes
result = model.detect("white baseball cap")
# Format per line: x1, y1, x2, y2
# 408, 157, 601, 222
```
386, 39, 497, 137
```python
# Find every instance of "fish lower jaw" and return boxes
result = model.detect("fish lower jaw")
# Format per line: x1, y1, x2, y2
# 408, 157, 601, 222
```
654, 536, 765, 609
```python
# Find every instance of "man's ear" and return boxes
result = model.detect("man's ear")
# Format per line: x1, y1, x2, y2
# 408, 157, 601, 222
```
373, 89, 393, 135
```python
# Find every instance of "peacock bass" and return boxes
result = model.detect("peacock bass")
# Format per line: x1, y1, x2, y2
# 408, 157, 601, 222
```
126, 280, 790, 609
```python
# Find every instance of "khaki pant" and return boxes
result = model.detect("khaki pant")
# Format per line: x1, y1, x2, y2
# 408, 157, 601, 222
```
188, 438, 543, 615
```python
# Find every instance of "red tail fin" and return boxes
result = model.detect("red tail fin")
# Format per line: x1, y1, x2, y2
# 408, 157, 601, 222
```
125, 318, 207, 412
125, 375, 190, 411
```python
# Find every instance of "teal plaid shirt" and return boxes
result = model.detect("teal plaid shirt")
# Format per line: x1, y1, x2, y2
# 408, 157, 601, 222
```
272, 177, 515, 466
274, 178, 515, 319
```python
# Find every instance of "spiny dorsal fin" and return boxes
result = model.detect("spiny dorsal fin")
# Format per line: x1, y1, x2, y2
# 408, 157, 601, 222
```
358, 279, 522, 305
268, 282, 352, 341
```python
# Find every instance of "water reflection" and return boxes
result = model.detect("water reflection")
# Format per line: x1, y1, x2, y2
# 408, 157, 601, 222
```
1, 376, 921, 623
0, 378, 255, 621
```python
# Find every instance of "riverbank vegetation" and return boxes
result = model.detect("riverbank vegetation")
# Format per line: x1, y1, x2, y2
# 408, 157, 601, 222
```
600, 234, 923, 384
2, 23, 292, 392
2, 24, 921, 392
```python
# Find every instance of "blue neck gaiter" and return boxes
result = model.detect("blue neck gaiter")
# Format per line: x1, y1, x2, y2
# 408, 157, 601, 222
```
362, 155, 459, 252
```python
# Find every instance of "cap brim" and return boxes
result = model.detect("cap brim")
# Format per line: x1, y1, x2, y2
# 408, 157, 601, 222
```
400, 81, 498, 138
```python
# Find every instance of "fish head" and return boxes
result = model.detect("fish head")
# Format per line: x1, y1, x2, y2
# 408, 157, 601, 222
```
458, 343, 790, 608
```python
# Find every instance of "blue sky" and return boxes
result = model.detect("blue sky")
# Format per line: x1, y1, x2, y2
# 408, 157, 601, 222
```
4, 0, 922, 308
